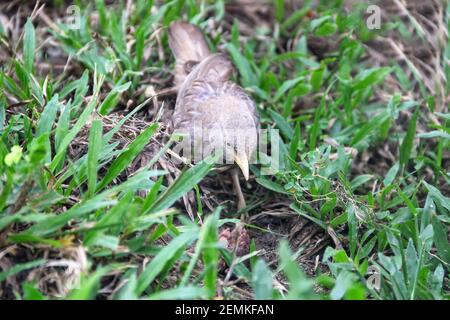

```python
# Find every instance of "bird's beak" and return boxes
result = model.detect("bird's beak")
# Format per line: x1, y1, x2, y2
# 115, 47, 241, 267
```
234, 152, 249, 181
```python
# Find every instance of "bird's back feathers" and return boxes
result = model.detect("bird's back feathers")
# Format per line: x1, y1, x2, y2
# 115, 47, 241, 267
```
173, 53, 256, 128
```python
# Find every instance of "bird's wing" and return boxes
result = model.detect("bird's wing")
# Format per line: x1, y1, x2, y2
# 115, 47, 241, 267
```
173, 80, 258, 131
168, 21, 211, 87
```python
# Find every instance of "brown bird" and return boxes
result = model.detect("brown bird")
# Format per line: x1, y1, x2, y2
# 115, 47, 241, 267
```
168, 21, 259, 210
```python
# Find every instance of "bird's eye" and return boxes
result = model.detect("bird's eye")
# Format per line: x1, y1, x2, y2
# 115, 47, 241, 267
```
184, 60, 198, 73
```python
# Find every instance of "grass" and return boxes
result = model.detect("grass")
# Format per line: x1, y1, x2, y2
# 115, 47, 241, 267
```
0, 0, 449, 300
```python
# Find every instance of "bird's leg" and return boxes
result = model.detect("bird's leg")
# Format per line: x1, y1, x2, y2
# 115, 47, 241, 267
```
230, 168, 246, 212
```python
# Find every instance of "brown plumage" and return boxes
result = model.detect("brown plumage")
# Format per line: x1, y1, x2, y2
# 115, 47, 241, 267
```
168, 21, 259, 183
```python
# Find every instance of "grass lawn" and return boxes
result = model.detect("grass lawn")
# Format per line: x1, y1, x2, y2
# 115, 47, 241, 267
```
0, 0, 448, 300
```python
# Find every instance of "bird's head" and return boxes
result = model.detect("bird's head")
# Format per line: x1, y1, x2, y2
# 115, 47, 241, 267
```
216, 126, 257, 181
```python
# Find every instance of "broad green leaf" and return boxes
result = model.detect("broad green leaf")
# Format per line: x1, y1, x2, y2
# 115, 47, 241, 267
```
68, 267, 110, 300
352, 67, 392, 91
273, 76, 304, 102
315, 22, 337, 37
22, 283, 46, 300
432, 216, 450, 265
311, 66, 325, 91
309, 96, 325, 151
226, 43, 257, 87
269, 109, 293, 139
96, 123, 158, 191
350, 174, 373, 191
87, 120, 103, 198
50, 77, 104, 172
0, 259, 45, 282
291, 203, 327, 229
351, 112, 390, 146
252, 259, 273, 299
384, 162, 400, 186
23, 19, 36, 72
147, 286, 208, 300
330, 271, 359, 300
399, 108, 418, 166
256, 177, 288, 194
36, 95, 60, 137
116, 272, 138, 300
181, 210, 220, 298
423, 182, 450, 214
23, 197, 117, 236
149, 153, 220, 213
274, 0, 284, 22
418, 131, 450, 139
289, 122, 301, 159
98, 82, 131, 115
137, 231, 197, 294
278, 241, 316, 299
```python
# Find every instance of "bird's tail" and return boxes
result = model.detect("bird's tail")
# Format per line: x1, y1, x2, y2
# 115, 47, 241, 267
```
168, 21, 211, 87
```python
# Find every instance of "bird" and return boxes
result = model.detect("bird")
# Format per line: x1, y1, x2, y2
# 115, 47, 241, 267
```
168, 21, 260, 210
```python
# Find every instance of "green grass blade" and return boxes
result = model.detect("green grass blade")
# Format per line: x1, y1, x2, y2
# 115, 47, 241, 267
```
87, 119, 103, 198
399, 108, 418, 168
136, 230, 197, 295
23, 19, 36, 73
96, 123, 158, 192
149, 153, 220, 213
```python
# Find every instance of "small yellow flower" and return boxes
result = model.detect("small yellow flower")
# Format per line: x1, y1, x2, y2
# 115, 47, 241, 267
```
59, 235, 76, 247
4, 145, 23, 166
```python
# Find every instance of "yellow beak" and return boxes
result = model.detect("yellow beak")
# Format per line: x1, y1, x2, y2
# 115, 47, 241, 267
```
234, 152, 249, 181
